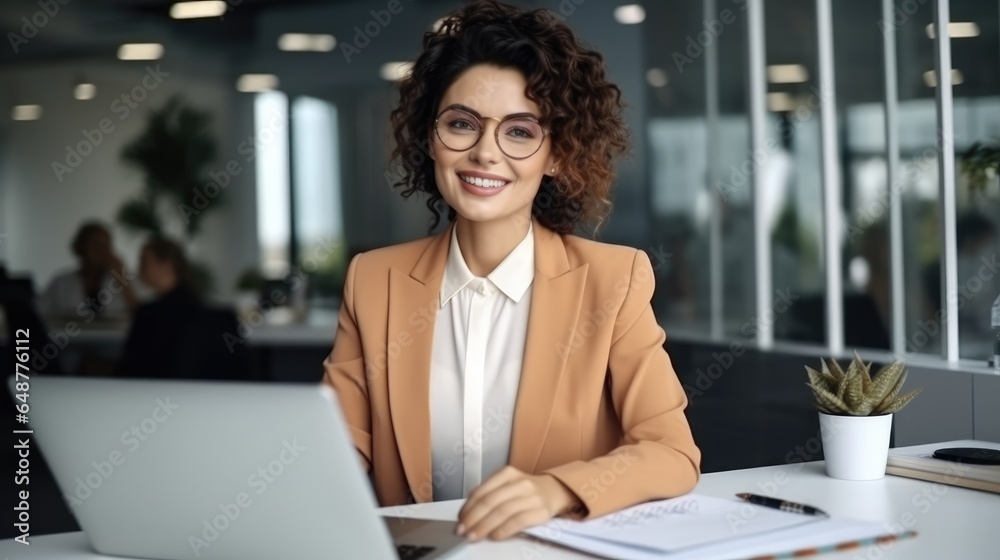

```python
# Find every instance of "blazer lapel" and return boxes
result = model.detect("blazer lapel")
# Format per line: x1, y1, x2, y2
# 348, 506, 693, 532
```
387, 224, 451, 503
508, 221, 588, 472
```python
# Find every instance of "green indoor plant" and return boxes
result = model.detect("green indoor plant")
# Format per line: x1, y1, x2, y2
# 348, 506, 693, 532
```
805, 352, 922, 480
116, 95, 220, 295
961, 141, 1000, 198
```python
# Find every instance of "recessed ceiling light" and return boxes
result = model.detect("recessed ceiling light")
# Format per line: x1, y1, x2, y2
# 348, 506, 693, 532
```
170, 1, 226, 19
117, 43, 164, 61
380, 61, 413, 81
74, 83, 97, 100
923, 69, 964, 88
646, 68, 668, 88
925, 22, 980, 39
11, 105, 43, 121
614, 5, 646, 25
767, 92, 796, 112
236, 74, 280, 93
278, 33, 336, 52
767, 64, 809, 84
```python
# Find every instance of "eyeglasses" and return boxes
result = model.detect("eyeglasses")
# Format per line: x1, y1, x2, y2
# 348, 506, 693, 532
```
434, 104, 548, 160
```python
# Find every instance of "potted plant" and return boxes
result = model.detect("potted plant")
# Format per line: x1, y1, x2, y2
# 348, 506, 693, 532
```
805, 352, 922, 480
116, 95, 220, 296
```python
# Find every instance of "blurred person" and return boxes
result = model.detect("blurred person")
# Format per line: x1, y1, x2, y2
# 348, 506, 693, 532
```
956, 213, 999, 357
115, 237, 202, 378
39, 221, 137, 319
323, 0, 699, 543
920, 212, 999, 358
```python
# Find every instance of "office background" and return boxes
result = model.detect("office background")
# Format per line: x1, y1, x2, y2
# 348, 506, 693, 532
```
0, 0, 999, 539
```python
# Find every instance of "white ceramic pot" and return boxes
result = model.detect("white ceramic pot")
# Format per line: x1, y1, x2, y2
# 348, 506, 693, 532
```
818, 412, 893, 480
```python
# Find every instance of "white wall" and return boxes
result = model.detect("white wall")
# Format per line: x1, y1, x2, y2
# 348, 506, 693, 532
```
0, 59, 257, 301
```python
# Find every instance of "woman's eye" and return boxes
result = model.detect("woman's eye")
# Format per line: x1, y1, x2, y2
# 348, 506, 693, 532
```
450, 119, 477, 131
507, 127, 535, 139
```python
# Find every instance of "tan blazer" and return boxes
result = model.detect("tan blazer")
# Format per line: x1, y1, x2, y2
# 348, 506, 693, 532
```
322, 219, 700, 519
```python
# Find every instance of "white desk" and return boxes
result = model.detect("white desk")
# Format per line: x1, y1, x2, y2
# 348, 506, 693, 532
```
1, 457, 996, 559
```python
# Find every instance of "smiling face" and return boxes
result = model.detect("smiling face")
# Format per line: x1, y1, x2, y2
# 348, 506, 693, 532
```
430, 64, 557, 228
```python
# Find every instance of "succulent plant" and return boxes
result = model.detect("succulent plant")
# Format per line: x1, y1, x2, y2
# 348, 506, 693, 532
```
805, 352, 922, 416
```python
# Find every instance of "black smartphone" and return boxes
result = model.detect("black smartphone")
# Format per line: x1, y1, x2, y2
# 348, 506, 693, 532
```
932, 447, 1000, 465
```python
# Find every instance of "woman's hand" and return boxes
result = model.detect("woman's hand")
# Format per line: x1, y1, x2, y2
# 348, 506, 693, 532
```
456, 466, 583, 541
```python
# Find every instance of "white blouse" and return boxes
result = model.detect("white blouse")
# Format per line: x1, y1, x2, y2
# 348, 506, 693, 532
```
39, 269, 130, 319
429, 223, 534, 500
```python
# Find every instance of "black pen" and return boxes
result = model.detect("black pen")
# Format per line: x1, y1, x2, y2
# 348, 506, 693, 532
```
736, 493, 829, 517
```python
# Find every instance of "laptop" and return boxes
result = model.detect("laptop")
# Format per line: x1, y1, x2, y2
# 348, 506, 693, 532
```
8, 376, 468, 560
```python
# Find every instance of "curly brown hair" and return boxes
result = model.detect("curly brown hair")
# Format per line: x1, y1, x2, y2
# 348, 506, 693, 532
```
389, 0, 630, 236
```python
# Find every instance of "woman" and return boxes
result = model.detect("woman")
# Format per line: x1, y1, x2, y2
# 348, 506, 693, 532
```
115, 237, 202, 379
323, 0, 700, 542
39, 221, 137, 319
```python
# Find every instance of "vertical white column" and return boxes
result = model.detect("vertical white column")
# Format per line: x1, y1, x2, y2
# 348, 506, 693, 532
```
747, 0, 773, 349
933, 0, 960, 361
817, 0, 844, 356
882, 0, 907, 357
706, 0, 723, 340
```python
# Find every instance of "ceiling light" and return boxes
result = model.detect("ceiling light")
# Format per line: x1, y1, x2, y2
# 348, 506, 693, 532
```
923, 69, 964, 88
74, 83, 97, 100
614, 5, 645, 25
278, 33, 336, 52
236, 74, 280, 92
767, 92, 796, 112
380, 61, 413, 81
646, 68, 668, 88
925, 22, 980, 39
117, 43, 164, 61
11, 105, 43, 121
767, 64, 809, 84
170, 1, 226, 19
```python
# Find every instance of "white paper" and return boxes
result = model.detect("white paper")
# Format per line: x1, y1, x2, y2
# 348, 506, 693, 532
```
524, 494, 905, 560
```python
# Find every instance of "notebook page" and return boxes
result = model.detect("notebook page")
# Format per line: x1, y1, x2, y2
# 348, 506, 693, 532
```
527, 494, 820, 553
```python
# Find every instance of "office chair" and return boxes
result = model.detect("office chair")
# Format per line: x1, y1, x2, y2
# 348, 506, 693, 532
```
0, 277, 64, 375
171, 306, 255, 381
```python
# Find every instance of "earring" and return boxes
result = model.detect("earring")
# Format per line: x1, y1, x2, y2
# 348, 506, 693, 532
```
550, 167, 556, 173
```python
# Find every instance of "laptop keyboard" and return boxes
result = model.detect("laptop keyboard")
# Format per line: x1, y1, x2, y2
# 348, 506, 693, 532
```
396, 544, 436, 559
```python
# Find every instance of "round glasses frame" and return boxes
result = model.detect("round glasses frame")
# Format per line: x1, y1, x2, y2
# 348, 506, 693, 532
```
433, 105, 549, 160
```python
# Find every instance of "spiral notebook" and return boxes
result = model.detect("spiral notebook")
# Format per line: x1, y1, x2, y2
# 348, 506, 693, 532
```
523, 494, 916, 560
